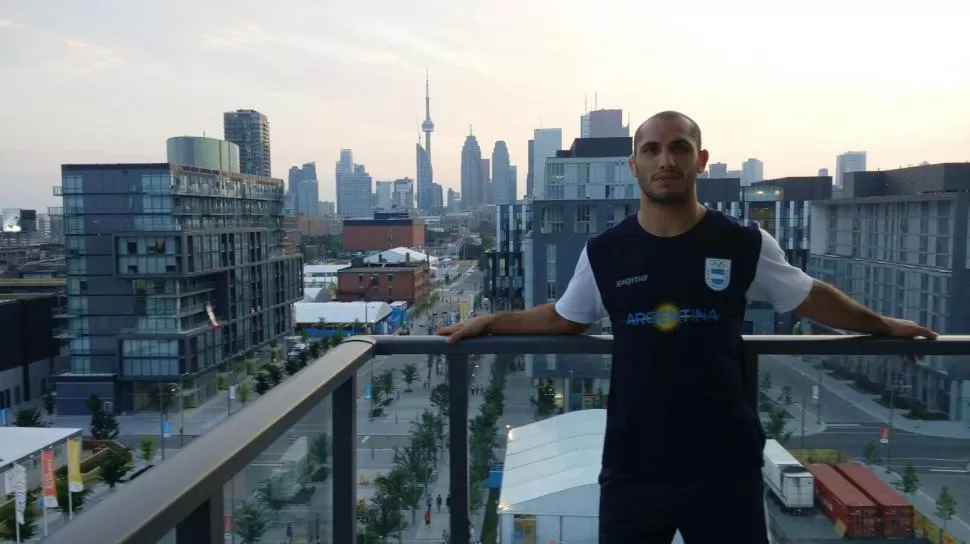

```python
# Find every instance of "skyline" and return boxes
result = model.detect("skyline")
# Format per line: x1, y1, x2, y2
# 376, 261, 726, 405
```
3, 0, 970, 209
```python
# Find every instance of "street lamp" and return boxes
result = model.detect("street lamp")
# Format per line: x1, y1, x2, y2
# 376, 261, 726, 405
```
886, 373, 912, 472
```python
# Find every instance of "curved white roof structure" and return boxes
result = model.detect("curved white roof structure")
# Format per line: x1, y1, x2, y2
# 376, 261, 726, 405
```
293, 301, 391, 325
498, 409, 606, 516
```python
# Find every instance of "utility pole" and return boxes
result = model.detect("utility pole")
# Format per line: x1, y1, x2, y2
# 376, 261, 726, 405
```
800, 386, 807, 450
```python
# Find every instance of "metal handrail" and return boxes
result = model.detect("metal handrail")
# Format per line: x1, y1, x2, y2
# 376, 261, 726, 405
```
43, 334, 970, 544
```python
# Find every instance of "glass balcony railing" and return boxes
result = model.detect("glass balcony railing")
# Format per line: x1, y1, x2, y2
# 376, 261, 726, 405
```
41, 334, 970, 544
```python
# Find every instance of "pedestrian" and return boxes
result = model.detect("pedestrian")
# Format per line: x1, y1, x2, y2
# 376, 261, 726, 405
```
425, 508, 432, 527
436, 493, 443, 512
426, 494, 432, 511
445, 493, 451, 512
436, 111, 936, 543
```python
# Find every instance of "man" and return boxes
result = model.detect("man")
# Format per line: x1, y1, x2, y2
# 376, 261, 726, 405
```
436, 111, 936, 543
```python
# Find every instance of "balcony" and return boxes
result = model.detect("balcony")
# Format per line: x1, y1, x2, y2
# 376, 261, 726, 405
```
44, 334, 970, 544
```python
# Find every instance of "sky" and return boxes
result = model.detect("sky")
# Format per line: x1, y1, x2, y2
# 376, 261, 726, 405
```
2, 0, 970, 209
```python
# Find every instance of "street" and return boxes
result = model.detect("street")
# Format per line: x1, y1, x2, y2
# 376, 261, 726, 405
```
761, 355, 970, 472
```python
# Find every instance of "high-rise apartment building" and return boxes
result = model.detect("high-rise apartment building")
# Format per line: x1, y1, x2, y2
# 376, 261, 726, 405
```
223, 110, 271, 177
336, 163, 373, 219
288, 162, 319, 217
835, 151, 867, 187
336, 149, 354, 177
392, 178, 415, 211
741, 158, 764, 186
460, 131, 483, 209
708, 162, 728, 178
53, 162, 302, 415
531, 128, 563, 199
526, 140, 535, 198
808, 163, 970, 422
375, 181, 393, 210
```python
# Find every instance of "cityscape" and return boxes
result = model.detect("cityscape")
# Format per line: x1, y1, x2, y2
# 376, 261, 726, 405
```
2, 2, 970, 544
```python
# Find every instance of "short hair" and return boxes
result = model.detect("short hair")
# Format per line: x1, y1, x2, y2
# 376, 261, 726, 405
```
633, 110, 702, 149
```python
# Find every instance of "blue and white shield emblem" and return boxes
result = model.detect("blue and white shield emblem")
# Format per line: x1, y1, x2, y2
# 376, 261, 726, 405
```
704, 258, 731, 292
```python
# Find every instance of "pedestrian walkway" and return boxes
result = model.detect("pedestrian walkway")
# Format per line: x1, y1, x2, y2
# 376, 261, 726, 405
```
761, 385, 827, 436
773, 355, 970, 439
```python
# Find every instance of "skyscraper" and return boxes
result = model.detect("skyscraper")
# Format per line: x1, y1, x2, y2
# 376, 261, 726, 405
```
526, 140, 535, 197
741, 158, 764, 186
835, 151, 867, 187
531, 128, 562, 199
337, 161, 373, 219
288, 162, 319, 216
491, 141, 514, 206
417, 73, 435, 210
480, 158, 491, 205
223, 109, 271, 177
460, 129, 482, 209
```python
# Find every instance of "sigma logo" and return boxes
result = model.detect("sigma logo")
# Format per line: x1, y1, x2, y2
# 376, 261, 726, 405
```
616, 274, 648, 288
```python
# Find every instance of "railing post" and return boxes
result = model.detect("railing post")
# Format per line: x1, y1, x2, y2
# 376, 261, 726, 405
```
447, 354, 470, 544
333, 373, 358, 543
175, 491, 223, 543
743, 345, 759, 412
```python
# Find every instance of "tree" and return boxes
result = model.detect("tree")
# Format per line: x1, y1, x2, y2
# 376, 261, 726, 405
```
359, 475, 408, 542
384, 466, 423, 526
88, 394, 120, 440
863, 440, 881, 466
376, 371, 395, 402
139, 436, 157, 462
0, 491, 39, 541
308, 341, 322, 359
255, 479, 287, 522
759, 372, 772, 391
253, 373, 271, 395
55, 472, 93, 514
234, 499, 268, 544
430, 383, 450, 417
284, 356, 301, 376
43, 391, 56, 420
15, 407, 47, 427
401, 363, 419, 392
309, 433, 331, 481
936, 486, 957, 540
237, 381, 251, 405
900, 464, 920, 494
763, 407, 792, 442
264, 364, 283, 386
100, 448, 131, 489
531, 379, 557, 419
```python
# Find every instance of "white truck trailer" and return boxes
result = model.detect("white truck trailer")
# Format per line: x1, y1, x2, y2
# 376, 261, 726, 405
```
762, 439, 814, 511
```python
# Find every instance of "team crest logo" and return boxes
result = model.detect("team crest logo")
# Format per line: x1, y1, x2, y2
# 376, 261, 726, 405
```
704, 258, 731, 292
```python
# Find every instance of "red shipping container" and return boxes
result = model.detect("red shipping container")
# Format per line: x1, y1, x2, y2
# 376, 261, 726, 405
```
806, 464, 879, 539
835, 462, 915, 539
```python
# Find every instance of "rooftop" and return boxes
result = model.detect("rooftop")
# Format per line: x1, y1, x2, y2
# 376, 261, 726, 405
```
0, 427, 83, 470
500, 409, 605, 515
292, 300, 391, 324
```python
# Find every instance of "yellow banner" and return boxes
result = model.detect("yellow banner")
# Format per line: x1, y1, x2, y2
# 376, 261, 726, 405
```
67, 439, 84, 493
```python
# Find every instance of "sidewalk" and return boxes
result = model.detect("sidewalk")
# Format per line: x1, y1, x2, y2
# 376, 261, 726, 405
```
760, 385, 827, 437
866, 463, 970, 542
772, 355, 970, 439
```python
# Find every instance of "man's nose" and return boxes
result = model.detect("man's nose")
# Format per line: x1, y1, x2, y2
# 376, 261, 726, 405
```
658, 150, 676, 168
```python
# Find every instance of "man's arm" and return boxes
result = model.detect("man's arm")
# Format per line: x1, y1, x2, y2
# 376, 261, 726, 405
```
439, 246, 606, 342
481, 303, 591, 336
747, 229, 935, 338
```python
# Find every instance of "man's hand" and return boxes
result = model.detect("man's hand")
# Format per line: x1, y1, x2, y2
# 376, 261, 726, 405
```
436, 315, 493, 344
879, 317, 938, 340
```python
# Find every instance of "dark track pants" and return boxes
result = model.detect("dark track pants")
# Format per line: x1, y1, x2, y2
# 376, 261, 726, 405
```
599, 472, 769, 543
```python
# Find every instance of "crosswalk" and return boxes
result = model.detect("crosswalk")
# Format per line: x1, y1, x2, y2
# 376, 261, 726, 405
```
819, 416, 887, 434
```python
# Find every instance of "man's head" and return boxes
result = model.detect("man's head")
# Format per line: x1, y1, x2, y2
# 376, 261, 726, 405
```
629, 111, 708, 205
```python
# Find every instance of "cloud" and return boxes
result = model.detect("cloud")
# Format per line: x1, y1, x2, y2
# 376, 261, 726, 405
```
0, 17, 124, 74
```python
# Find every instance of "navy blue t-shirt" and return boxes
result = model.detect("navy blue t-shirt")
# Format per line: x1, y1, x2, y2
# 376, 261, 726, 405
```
553, 209, 813, 483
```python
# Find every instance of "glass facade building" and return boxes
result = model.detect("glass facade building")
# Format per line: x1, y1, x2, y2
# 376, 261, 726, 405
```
54, 163, 303, 415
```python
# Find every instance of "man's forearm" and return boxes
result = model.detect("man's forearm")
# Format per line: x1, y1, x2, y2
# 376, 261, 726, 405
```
795, 280, 890, 334
484, 303, 584, 335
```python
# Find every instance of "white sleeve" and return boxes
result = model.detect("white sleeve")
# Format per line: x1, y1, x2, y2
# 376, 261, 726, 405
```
554, 246, 608, 324
746, 228, 814, 313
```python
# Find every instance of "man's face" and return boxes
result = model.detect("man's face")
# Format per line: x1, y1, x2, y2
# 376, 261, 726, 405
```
629, 117, 709, 205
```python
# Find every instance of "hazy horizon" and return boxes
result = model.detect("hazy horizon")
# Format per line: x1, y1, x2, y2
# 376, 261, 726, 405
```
3, 0, 970, 209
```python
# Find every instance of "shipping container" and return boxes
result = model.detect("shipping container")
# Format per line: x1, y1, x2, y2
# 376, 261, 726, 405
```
805, 464, 879, 539
762, 439, 814, 510
834, 462, 915, 539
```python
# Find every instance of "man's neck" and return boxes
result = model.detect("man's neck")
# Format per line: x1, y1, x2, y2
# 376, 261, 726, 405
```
637, 199, 706, 237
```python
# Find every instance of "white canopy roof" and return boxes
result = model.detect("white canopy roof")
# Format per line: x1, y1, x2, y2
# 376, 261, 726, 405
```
0, 427, 83, 472
363, 247, 438, 266
293, 301, 391, 325
498, 409, 606, 515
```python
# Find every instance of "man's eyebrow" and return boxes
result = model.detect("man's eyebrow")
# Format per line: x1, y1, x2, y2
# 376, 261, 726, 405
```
638, 137, 692, 147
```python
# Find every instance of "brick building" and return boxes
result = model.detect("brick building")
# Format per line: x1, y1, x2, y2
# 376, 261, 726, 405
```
342, 212, 425, 252
336, 265, 431, 306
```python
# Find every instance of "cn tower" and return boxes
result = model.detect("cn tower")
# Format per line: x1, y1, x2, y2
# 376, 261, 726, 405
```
421, 70, 434, 161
